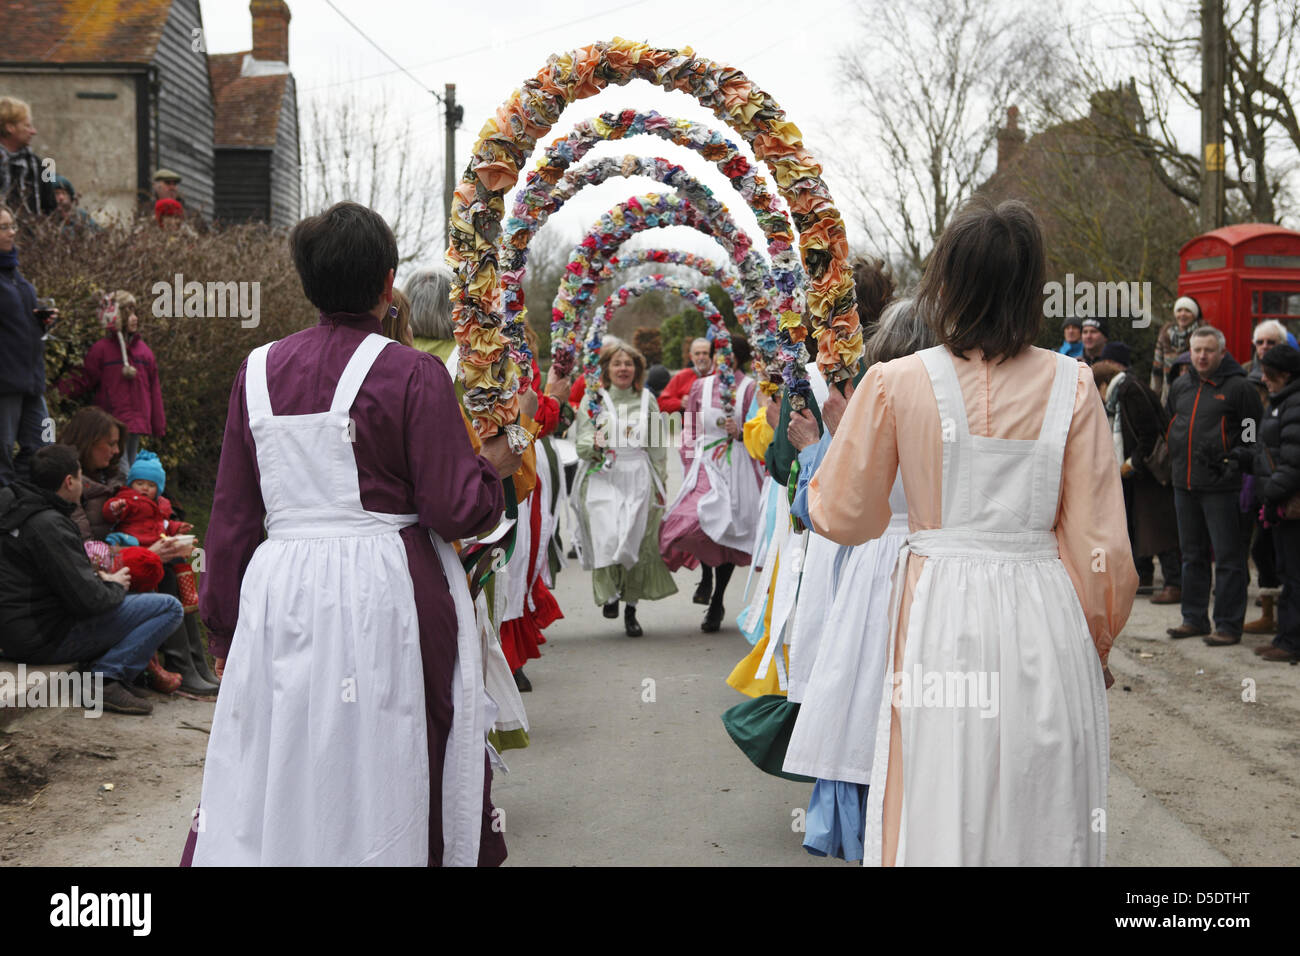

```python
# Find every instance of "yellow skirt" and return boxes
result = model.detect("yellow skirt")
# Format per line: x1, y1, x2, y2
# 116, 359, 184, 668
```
725, 556, 789, 698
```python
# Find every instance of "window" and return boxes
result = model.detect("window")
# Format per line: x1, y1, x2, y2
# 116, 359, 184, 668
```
1186, 255, 1227, 271
1251, 290, 1300, 317
1244, 254, 1300, 269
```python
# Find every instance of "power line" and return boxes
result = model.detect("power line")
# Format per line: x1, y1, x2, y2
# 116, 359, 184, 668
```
322, 0, 444, 101
303, 0, 657, 93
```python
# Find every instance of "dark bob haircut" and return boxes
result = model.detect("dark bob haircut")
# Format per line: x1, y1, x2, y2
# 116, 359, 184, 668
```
290, 201, 399, 314
916, 197, 1045, 364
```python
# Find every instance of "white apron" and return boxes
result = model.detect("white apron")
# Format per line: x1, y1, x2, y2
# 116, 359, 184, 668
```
864, 347, 1108, 867
666, 375, 762, 553
738, 477, 788, 645
785, 472, 908, 780
572, 387, 660, 570
193, 334, 485, 867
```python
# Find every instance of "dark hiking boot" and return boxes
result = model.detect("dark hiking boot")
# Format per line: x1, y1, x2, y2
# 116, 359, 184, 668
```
702, 604, 725, 633
693, 579, 712, 605
102, 680, 153, 715
1167, 623, 1210, 639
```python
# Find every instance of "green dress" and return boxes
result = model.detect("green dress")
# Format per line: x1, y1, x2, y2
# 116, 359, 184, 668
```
573, 385, 679, 606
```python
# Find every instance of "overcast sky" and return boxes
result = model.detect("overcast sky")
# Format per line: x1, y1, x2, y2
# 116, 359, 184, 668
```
198, 0, 1206, 267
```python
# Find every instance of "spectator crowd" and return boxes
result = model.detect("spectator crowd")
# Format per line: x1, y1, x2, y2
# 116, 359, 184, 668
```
1, 95, 211, 714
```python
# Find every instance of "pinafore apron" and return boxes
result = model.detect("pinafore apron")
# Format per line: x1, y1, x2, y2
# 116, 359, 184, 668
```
192, 334, 485, 866
572, 387, 661, 570
863, 347, 1108, 866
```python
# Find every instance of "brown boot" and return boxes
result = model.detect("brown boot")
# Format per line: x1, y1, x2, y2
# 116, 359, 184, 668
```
1243, 594, 1276, 633
1150, 586, 1181, 605
1167, 623, 1209, 639
1203, 631, 1241, 646
1258, 645, 1300, 662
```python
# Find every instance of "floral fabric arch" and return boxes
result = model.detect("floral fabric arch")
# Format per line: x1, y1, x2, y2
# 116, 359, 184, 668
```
551, 192, 756, 376
502, 109, 805, 379
447, 38, 857, 436
586, 248, 748, 331
584, 274, 734, 422
506, 153, 772, 354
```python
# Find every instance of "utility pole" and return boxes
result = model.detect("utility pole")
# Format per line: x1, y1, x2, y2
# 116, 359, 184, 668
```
1200, 0, 1226, 230
443, 83, 462, 250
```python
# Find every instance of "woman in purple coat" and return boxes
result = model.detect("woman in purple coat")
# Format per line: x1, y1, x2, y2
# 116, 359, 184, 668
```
183, 202, 521, 866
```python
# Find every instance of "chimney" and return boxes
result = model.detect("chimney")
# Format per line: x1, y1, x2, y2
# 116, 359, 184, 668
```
996, 106, 1025, 172
250, 0, 290, 64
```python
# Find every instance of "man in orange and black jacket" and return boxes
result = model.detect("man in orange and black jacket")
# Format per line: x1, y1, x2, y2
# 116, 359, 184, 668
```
1165, 326, 1263, 646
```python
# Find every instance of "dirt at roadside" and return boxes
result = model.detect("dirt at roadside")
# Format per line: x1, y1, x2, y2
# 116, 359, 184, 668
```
0, 692, 213, 866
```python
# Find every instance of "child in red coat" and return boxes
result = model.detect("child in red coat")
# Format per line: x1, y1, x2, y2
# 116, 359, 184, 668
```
102, 451, 191, 546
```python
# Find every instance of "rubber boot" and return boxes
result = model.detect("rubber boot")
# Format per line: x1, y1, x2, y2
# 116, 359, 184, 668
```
1244, 593, 1277, 633
184, 612, 221, 685
161, 620, 219, 695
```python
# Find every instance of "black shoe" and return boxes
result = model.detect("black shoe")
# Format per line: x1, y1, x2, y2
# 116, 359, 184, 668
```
692, 580, 712, 605
624, 605, 643, 637
122, 676, 150, 699
603, 600, 619, 619
513, 668, 532, 693
101, 680, 153, 715
702, 604, 725, 633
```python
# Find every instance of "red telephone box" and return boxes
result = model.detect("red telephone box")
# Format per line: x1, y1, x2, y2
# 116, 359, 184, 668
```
1178, 224, 1300, 365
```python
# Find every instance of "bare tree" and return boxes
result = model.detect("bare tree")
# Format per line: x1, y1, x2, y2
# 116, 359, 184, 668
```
837, 0, 1061, 273
1055, 0, 1300, 224
301, 86, 443, 266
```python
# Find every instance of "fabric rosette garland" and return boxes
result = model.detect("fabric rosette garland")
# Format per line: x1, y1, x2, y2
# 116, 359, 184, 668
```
583, 274, 735, 426
448, 38, 857, 437
505, 153, 771, 369
587, 248, 749, 330
502, 109, 804, 388
551, 191, 761, 381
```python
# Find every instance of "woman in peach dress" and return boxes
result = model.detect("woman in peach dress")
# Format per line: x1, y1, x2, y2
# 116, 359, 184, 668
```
807, 199, 1137, 866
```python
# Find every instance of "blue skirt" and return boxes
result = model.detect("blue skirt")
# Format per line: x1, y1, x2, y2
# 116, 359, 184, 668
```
803, 779, 868, 862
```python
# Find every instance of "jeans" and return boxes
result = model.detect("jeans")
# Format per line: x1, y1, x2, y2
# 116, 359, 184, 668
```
0, 391, 50, 486
21, 593, 183, 683
1273, 523, 1300, 654
1174, 488, 1248, 635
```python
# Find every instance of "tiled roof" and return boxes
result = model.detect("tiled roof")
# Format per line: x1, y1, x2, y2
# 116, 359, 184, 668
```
209, 52, 286, 148
0, 0, 174, 65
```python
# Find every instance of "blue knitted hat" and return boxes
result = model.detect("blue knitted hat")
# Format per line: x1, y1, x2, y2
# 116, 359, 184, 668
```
127, 450, 166, 495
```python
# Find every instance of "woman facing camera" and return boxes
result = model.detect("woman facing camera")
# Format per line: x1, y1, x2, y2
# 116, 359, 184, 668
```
807, 198, 1137, 866
572, 340, 677, 637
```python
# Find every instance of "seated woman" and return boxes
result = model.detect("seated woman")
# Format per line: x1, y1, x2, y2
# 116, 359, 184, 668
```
60, 407, 208, 693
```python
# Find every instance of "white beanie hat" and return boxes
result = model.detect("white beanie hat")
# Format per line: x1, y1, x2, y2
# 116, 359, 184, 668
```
1174, 296, 1199, 318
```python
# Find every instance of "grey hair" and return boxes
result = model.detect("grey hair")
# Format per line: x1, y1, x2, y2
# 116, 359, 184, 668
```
864, 298, 935, 366
404, 266, 455, 340
1253, 319, 1288, 344
1190, 325, 1226, 350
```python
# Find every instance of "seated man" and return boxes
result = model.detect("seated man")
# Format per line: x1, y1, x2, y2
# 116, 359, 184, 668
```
0, 444, 182, 714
